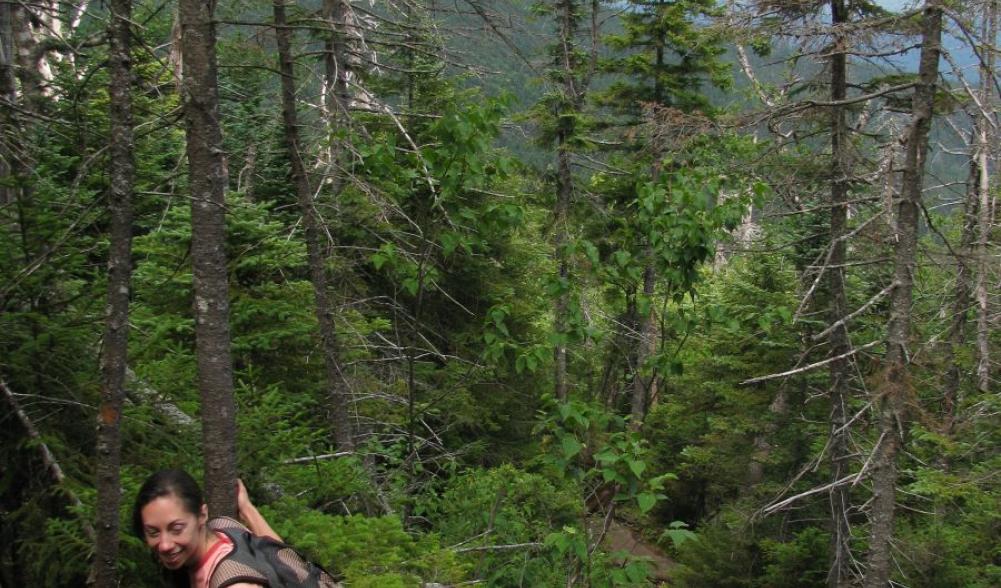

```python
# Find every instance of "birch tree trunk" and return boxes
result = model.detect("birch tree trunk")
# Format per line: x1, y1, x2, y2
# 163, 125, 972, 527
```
178, 0, 238, 518
94, 0, 134, 584
274, 0, 355, 451
863, 1, 942, 585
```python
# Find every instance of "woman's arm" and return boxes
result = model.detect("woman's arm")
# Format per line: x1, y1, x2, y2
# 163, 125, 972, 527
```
236, 479, 283, 543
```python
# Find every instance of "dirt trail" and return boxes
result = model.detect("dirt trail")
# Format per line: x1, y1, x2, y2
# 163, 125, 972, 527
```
602, 519, 676, 583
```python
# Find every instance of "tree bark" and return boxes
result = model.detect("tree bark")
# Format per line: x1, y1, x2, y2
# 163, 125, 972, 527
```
941, 133, 981, 430
274, 0, 355, 451
0, 2, 14, 101
554, 142, 570, 402
972, 0, 996, 395
178, 0, 238, 518
552, 0, 582, 402
10, 3, 44, 109
0, 1, 17, 207
827, 0, 854, 584
630, 260, 656, 426
863, 1, 942, 585
93, 0, 134, 584
322, 0, 353, 124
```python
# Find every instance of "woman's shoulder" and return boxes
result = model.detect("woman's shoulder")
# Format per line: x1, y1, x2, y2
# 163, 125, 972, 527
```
208, 516, 251, 534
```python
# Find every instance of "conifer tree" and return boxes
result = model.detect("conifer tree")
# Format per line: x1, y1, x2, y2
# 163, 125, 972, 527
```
538, 0, 601, 401
179, 0, 238, 517
602, 0, 728, 115
864, 0, 943, 584
274, 0, 355, 451
599, 0, 729, 425
94, 0, 135, 584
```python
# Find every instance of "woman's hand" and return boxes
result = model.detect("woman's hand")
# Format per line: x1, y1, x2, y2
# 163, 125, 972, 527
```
236, 479, 253, 514
235, 478, 282, 543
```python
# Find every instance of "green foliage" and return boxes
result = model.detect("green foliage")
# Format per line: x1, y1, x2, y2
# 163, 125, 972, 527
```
536, 398, 671, 582
421, 464, 578, 586
599, 0, 731, 115
5, 2, 1001, 588
758, 527, 829, 588
642, 245, 805, 525
262, 498, 467, 587
670, 517, 758, 588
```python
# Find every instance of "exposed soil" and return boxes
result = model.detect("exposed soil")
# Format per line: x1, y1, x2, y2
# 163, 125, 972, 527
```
601, 519, 676, 584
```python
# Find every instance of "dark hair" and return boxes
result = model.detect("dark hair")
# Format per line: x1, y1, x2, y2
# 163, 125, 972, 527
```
131, 469, 204, 539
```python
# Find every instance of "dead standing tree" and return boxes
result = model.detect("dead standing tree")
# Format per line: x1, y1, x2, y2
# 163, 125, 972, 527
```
863, 0, 943, 584
273, 0, 355, 451
735, 2, 888, 583
969, 0, 997, 395
938, 0, 998, 427
733, 1, 949, 583
826, 0, 855, 583
550, 0, 600, 402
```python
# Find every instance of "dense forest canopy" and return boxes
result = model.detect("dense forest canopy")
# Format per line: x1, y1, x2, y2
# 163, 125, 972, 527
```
1, 0, 999, 586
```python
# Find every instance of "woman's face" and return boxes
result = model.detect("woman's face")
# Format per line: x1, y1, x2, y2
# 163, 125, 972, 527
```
140, 494, 208, 570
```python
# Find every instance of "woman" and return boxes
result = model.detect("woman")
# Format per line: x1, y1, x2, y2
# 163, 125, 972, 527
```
132, 469, 283, 588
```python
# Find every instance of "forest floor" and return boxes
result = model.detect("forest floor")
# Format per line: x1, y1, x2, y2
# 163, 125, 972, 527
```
602, 519, 676, 583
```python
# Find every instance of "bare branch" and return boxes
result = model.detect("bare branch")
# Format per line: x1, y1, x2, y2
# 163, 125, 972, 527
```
813, 282, 898, 341
741, 340, 881, 385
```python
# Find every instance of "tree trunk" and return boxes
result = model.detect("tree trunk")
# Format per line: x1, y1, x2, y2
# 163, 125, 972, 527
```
0, 2, 14, 101
827, 0, 854, 584
631, 260, 656, 427
93, 0, 134, 585
0, 1, 17, 207
274, 0, 355, 451
554, 141, 570, 402
552, 0, 581, 403
972, 0, 996, 395
862, 1, 942, 585
941, 133, 981, 430
322, 0, 352, 124
10, 4, 44, 109
168, 7, 183, 85
178, 0, 238, 518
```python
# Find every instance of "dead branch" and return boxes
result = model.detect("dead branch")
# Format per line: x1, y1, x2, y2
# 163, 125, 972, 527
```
282, 451, 355, 465
741, 340, 881, 385
454, 542, 545, 553
813, 282, 898, 341
1, 379, 96, 541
